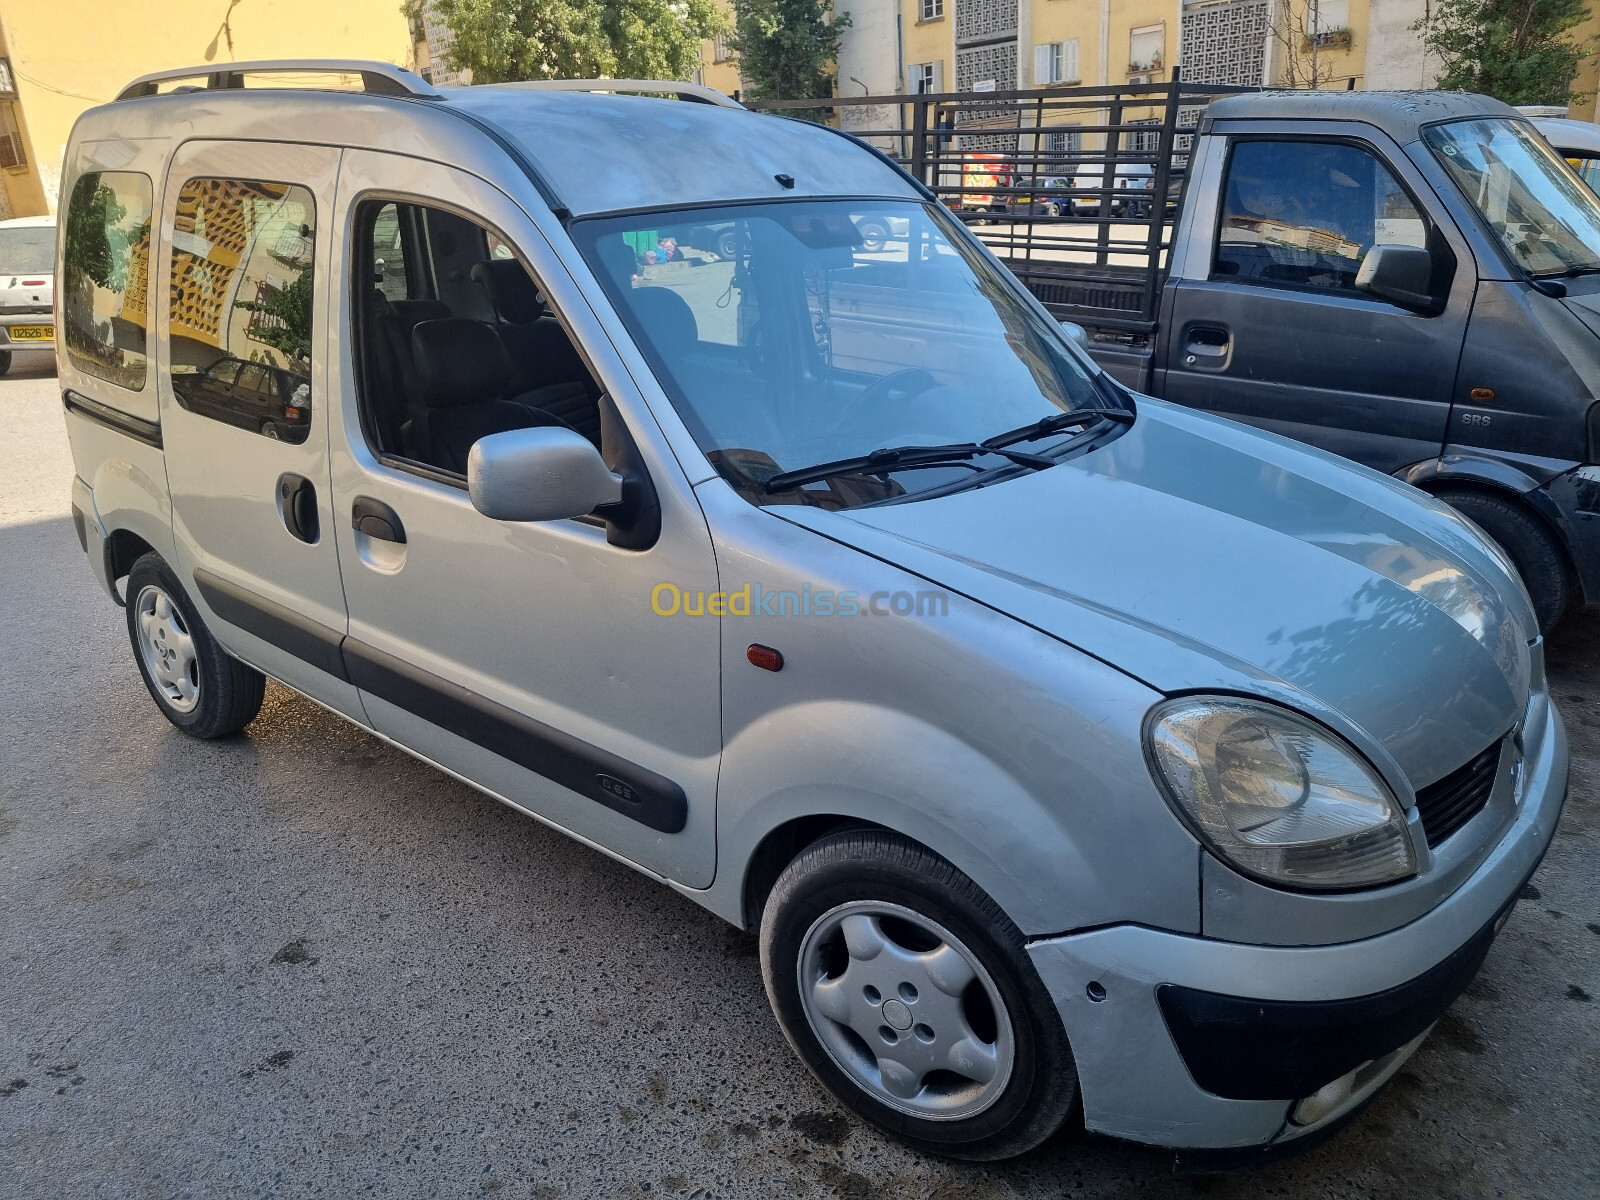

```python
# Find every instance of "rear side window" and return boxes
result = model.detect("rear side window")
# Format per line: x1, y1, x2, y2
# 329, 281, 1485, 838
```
167, 177, 316, 443
63, 171, 153, 391
1214, 140, 1427, 293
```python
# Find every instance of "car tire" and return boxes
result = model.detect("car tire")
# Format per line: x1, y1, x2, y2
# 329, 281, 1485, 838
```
125, 552, 265, 738
760, 827, 1079, 1161
1434, 488, 1571, 633
0, 349, 12, 376
717, 229, 740, 260
260, 420, 281, 440
858, 220, 888, 252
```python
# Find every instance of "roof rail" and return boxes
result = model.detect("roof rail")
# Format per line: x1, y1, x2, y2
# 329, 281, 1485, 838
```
115, 59, 442, 102
482, 78, 743, 110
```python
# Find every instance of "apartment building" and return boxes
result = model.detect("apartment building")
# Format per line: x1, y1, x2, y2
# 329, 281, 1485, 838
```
884, 0, 1600, 120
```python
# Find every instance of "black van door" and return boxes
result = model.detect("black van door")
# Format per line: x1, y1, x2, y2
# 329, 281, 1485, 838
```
1160, 134, 1474, 474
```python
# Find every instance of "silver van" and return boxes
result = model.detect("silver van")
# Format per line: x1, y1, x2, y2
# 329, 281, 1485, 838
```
59, 61, 1567, 1165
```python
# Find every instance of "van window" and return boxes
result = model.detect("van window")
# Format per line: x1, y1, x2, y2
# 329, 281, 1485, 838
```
167, 178, 316, 444
351, 198, 603, 476
62, 171, 153, 391
1214, 140, 1427, 293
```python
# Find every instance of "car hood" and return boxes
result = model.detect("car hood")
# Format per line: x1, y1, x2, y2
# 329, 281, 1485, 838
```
774, 399, 1534, 790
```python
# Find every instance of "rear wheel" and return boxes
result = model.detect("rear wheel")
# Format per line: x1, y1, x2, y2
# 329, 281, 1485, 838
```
1435, 488, 1571, 633
760, 828, 1078, 1161
125, 552, 265, 738
0, 349, 12, 376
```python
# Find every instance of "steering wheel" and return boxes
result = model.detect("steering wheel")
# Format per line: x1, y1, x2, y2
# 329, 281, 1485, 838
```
832, 368, 941, 436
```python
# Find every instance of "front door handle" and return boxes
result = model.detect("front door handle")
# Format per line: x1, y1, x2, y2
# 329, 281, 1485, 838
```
1182, 324, 1231, 370
352, 496, 406, 543
277, 473, 319, 544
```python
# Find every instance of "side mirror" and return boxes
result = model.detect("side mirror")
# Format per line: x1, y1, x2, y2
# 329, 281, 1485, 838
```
467, 426, 623, 523
1356, 244, 1435, 312
1059, 320, 1090, 347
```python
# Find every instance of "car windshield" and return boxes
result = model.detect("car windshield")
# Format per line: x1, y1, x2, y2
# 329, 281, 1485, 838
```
573, 199, 1120, 509
0, 226, 54, 275
1425, 118, 1600, 276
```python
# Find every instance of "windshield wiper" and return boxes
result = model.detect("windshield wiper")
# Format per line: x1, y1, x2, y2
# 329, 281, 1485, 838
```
982, 405, 1135, 451
763, 442, 1056, 494
1540, 264, 1600, 279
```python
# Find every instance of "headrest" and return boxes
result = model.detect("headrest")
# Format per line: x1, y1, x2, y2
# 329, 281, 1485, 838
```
411, 319, 510, 409
628, 286, 699, 349
471, 259, 545, 324
390, 298, 452, 340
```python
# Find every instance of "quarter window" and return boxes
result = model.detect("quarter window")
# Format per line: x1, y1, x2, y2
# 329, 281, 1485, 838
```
167, 177, 316, 443
1214, 140, 1427, 293
63, 170, 153, 391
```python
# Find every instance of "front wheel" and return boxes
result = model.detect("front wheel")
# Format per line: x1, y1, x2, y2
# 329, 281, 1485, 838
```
125, 552, 265, 738
760, 828, 1078, 1161
1434, 489, 1571, 633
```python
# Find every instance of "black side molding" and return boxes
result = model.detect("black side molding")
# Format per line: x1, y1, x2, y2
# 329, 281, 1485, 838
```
342, 637, 688, 834
62, 390, 162, 450
186, 570, 686, 834
192, 568, 350, 682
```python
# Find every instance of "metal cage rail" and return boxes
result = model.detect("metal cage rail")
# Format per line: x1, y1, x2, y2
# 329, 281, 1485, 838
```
747, 77, 1258, 335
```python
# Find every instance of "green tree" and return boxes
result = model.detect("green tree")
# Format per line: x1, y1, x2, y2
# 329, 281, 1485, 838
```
407, 0, 723, 83
63, 173, 128, 294
1421, 0, 1594, 105
235, 269, 314, 362
730, 0, 849, 103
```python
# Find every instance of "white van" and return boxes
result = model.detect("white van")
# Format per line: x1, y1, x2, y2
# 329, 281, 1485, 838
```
60, 61, 1564, 1165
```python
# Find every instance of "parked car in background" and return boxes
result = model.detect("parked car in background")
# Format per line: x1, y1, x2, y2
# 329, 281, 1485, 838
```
61, 64, 1566, 1167
1069, 161, 1154, 216
170, 354, 312, 442
1529, 114, 1600, 196
1007, 174, 1076, 217
0, 214, 55, 373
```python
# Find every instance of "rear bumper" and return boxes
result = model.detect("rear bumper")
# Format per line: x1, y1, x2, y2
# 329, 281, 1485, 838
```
0, 311, 54, 346
1026, 686, 1567, 1153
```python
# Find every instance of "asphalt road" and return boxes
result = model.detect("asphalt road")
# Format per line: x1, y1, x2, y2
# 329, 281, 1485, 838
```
2, 360, 1597, 1199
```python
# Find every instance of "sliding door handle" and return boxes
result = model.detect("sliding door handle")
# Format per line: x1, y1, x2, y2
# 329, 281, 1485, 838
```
277, 473, 319, 544
352, 496, 406, 544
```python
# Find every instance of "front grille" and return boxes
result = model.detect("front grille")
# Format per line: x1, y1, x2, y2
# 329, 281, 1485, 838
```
1415, 742, 1501, 847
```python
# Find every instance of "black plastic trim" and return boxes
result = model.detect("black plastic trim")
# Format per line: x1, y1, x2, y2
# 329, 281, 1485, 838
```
70, 505, 88, 553
1157, 897, 1508, 1101
342, 637, 688, 833
62, 389, 162, 449
192, 568, 350, 682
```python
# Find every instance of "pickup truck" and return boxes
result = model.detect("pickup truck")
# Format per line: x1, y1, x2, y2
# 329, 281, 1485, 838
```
756, 86, 1600, 633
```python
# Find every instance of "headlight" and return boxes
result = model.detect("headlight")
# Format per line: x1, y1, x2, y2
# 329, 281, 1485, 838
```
1146, 697, 1417, 891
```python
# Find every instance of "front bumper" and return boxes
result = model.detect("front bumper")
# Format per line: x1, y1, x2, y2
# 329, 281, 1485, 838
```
1542, 464, 1600, 604
1026, 685, 1568, 1153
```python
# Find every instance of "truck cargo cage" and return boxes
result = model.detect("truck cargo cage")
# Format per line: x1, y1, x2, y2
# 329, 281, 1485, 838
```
746, 75, 1258, 337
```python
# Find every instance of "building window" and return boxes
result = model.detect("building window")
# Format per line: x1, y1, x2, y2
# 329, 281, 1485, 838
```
1130, 25, 1164, 75
714, 31, 734, 63
1033, 40, 1078, 86
1128, 119, 1161, 153
0, 105, 25, 170
1047, 128, 1082, 156
910, 61, 943, 94
920, 0, 944, 19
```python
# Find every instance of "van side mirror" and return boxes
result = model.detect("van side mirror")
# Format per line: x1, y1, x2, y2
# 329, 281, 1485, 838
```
1356, 244, 1435, 312
467, 426, 623, 523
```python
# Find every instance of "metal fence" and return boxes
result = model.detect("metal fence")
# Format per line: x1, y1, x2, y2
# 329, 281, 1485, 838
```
746, 78, 1257, 335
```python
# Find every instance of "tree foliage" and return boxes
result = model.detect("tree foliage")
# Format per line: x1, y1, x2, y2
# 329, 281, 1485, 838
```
236, 269, 314, 362
63, 174, 129, 294
730, 0, 850, 103
408, 0, 724, 83
1421, 0, 1594, 105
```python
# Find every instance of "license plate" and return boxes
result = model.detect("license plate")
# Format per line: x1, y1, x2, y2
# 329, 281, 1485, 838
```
8, 324, 52, 341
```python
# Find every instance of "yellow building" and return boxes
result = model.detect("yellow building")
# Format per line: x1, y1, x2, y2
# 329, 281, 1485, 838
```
0, 0, 414, 218
893, 0, 1600, 122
